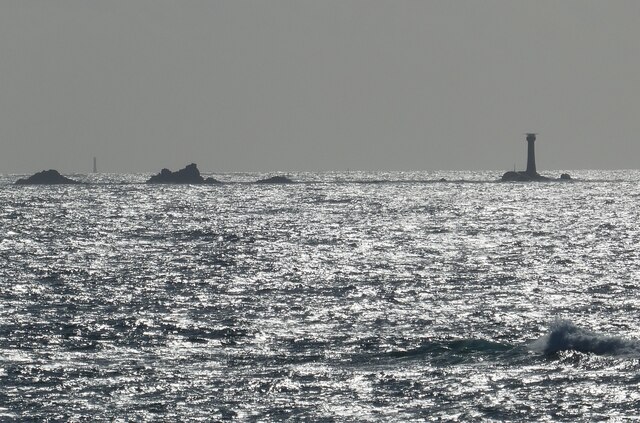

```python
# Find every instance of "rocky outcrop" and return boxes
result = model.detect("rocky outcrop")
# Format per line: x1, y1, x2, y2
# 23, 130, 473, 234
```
501, 171, 550, 182
147, 163, 219, 184
15, 170, 80, 185
256, 175, 294, 184
501, 171, 572, 182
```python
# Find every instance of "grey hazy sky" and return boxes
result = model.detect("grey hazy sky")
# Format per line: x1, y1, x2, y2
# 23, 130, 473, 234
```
1, 1, 639, 173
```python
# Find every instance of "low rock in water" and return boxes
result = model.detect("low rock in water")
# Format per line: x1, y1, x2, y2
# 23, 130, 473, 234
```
15, 170, 80, 185
256, 175, 294, 184
147, 163, 219, 184
501, 171, 550, 182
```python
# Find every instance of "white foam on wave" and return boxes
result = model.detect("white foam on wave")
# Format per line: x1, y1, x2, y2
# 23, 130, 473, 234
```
530, 319, 640, 356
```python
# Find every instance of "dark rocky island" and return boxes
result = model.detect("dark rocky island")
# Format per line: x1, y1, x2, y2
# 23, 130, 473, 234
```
501, 170, 550, 182
501, 134, 570, 181
256, 175, 294, 184
15, 170, 80, 185
147, 163, 220, 184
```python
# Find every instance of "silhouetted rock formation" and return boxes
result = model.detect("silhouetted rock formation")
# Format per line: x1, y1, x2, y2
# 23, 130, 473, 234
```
560, 173, 572, 180
501, 171, 550, 182
15, 170, 80, 185
147, 163, 218, 184
256, 175, 294, 184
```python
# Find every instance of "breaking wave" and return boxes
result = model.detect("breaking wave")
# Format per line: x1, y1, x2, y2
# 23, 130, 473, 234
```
531, 320, 640, 356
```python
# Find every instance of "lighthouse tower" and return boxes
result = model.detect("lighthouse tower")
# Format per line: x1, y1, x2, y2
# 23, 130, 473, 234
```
501, 132, 554, 181
525, 133, 537, 176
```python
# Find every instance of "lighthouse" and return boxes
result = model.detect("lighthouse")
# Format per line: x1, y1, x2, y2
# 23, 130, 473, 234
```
525, 133, 537, 176
501, 133, 563, 181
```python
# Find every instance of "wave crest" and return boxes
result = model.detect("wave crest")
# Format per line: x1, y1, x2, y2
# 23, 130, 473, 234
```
531, 320, 640, 356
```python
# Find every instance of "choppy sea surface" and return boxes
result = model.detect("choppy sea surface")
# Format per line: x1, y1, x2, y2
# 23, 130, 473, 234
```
1, 169, 640, 422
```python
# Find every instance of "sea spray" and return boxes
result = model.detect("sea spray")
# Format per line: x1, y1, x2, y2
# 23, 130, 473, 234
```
531, 320, 640, 356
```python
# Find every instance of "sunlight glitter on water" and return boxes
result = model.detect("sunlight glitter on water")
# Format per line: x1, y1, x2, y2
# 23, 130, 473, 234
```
1, 171, 640, 420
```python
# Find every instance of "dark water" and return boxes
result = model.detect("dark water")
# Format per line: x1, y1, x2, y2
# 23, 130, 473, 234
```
1, 170, 640, 421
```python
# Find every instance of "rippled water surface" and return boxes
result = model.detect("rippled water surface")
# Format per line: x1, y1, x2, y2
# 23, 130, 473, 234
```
1, 170, 640, 421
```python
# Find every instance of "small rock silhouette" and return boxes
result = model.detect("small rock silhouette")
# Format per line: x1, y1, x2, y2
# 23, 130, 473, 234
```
147, 163, 219, 184
15, 170, 80, 185
256, 175, 294, 184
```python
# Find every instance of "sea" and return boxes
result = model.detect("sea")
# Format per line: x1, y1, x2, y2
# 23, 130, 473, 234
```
1, 169, 640, 422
